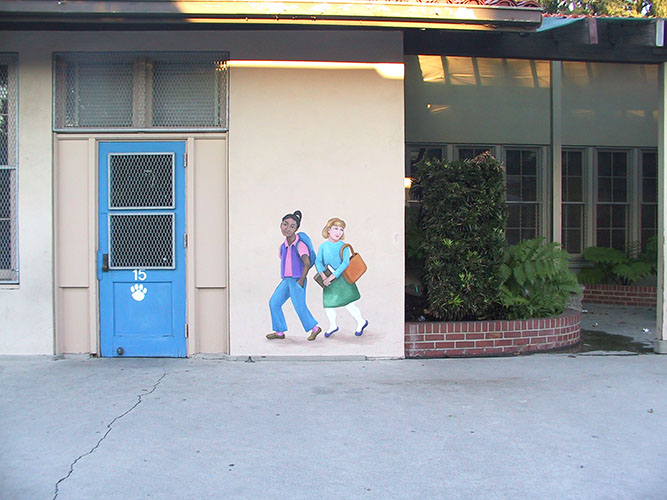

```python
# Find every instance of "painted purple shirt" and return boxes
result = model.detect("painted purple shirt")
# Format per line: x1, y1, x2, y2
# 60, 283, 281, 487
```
280, 235, 308, 279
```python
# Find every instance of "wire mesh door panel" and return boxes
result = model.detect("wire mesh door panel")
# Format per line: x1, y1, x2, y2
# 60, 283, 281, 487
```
98, 142, 186, 358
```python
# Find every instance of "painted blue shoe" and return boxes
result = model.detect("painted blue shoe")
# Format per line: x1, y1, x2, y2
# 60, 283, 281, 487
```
324, 327, 339, 338
355, 320, 369, 337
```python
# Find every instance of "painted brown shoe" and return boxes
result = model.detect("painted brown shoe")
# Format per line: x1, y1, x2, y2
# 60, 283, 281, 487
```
266, 332, 286, 340
307, 326, 322, 341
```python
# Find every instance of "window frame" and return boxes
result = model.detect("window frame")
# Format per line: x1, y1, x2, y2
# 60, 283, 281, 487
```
594, 148, 631, 251
502, 145, 547, 246
560, 148, 587, 257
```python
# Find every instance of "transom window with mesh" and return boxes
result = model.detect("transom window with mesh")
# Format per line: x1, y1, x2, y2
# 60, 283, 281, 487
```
53, 52, 228, 131
0, 55, 18, 282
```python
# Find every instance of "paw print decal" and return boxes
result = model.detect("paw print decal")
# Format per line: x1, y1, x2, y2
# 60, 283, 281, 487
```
130, 284, 147, 302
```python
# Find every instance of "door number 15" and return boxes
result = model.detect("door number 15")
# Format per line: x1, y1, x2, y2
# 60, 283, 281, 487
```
133, 269, 147, 281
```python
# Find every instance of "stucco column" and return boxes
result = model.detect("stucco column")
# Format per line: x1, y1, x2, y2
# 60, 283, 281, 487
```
656, 63, 667, 354
551, 61, 563, 244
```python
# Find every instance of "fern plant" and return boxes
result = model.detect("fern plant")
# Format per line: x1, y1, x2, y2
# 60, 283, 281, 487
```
500, 238, 581, 320
577, 237, 656, 285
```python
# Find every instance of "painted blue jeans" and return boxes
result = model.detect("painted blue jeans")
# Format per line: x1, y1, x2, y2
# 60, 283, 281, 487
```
269, 278, 317, 333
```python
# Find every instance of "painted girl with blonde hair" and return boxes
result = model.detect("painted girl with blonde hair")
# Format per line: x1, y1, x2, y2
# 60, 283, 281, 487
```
314, 217, 368, 337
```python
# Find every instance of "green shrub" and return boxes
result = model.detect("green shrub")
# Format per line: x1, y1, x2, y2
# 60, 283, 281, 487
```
411, 152, 506, 320
500, 238, 581, 320
578, 237, 656, 285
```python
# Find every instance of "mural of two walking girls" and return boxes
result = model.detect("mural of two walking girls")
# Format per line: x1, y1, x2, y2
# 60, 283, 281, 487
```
267, 210, 369, 341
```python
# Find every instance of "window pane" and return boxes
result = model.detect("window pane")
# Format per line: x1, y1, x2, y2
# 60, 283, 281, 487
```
522, 176, 537, 201
643, 178, 657, 203
506, 150, 520, 175
612, 152, 627, 177
72, 62, 134, 127
611, 229, 626, 250
643, 152, 657, 178
597, 177, 612, 202
564, 176, 583, 202
565, 229, 582, 254
598, 152, 612, 177
521, 204, 537, 228
565, 204, 583, 228
522, 150, 537, 176
563, 151, 582, 177
612, 178, 627, 203
507, 205, 520, 227
597, 230, 610, 248
506, 228, 520, 246
506, 175, 522, 201
597, 205, 611, 228
611, 205, 626, 228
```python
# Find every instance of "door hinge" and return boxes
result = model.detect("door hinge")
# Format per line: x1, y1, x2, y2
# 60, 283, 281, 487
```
185, 324, 189, 338
184, 152, 188, 168
184, 233, 188, 248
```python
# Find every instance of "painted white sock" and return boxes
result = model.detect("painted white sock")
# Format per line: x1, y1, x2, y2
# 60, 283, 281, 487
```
345, 303, 365, 330
325, 308, 338, 333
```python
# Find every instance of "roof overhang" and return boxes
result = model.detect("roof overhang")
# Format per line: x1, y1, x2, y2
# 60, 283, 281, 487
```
406, 16, 667, 63
0, 0, 542, 32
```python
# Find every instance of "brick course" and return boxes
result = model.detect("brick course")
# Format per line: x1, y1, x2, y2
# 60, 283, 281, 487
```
405, 310, 580, 358
581, 284, 656, 307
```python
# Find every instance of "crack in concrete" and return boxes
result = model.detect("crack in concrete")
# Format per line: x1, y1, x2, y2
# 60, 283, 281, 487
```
52, 370, 167, 500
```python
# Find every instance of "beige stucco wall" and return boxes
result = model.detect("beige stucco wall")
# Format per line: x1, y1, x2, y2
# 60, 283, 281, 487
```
0, 42, 54, 354
1, 30, 405, 357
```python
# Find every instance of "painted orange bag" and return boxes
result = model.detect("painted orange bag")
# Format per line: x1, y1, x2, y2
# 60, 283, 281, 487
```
339, 243, 367, 284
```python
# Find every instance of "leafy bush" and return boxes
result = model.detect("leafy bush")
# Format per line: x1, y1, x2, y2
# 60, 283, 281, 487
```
411, 152, 506, 321
577, 236, 656, 285
500, 238, 581, 320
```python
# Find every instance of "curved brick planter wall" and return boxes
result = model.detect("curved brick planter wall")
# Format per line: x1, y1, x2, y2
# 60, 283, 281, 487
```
405, 309, 581, 358
582, 284, 656, 308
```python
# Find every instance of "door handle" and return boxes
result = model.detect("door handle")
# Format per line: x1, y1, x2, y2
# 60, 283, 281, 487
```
102, 253, 109, 272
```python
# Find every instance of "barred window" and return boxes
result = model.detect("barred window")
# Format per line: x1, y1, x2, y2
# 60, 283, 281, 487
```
53, 52, 228, 131
0, 55, 18, 282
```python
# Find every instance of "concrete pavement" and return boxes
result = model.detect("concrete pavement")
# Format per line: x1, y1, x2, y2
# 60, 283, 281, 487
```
2, 357, 667, 500
2, 306, 667, 500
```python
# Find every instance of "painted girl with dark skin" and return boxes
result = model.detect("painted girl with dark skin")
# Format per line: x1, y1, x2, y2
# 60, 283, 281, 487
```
267, 210, 322, 341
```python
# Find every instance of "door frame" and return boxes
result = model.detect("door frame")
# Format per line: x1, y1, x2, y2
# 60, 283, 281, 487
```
54, 133, 230, 357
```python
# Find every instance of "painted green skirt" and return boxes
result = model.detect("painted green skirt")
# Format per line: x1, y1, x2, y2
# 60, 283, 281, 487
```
323, 276, 361, 308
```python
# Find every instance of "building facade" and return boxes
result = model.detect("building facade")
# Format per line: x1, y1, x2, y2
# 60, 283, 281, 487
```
1, 2, 666, 356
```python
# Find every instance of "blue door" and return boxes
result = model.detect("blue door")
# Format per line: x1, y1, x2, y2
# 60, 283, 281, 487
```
98, 142, 186, 357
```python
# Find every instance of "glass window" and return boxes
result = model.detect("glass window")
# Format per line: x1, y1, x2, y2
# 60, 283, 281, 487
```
406, 145, 446, 177
505, 148, 540, 245
457, 146, 493, 161
54, 52, 228, 131
562, 150, 585, 254
0, 55, 17, 282
641, 150, 658, 251
596, 150, 628, 251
